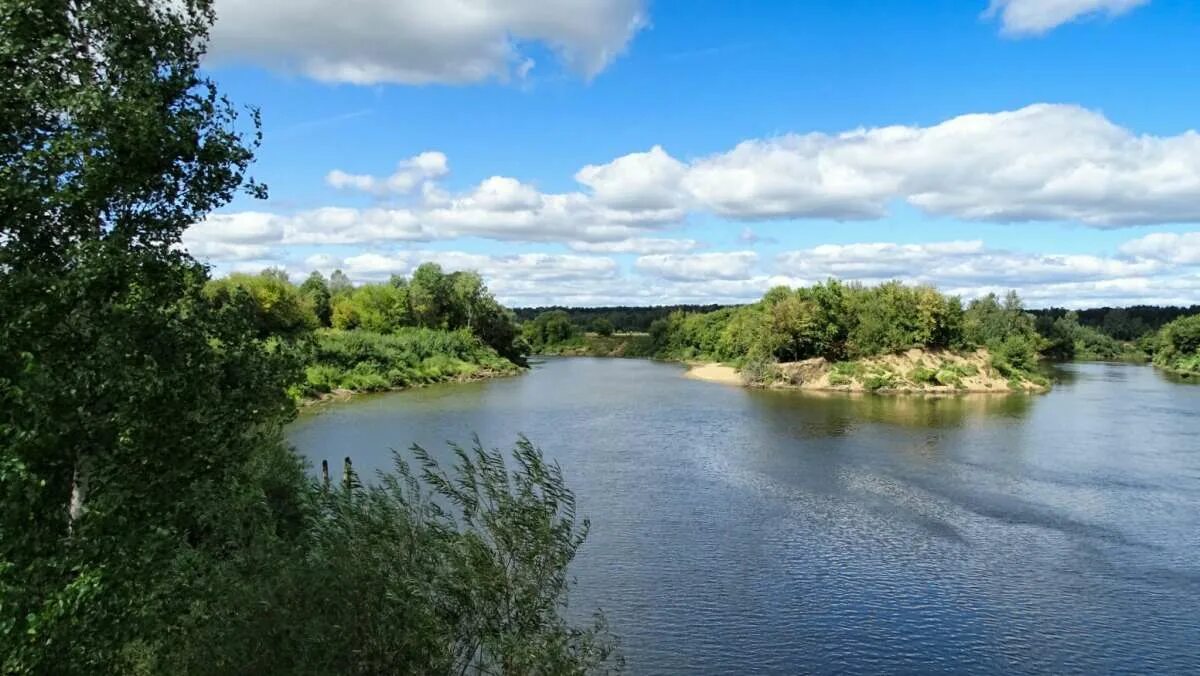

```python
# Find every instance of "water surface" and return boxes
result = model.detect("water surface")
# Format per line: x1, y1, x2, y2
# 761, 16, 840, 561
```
289, 358, 1200, 674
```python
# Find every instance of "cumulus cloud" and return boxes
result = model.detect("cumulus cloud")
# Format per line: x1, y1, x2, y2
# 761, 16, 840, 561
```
194, 104, 1200, 267
306, 250, 618, 287
985, 0, 1149, 36
326, 152, 448, 196
184, 209, 428, 255
635, 251, 759, 282
672, 104, 1200, 226
567, 238, 700, 254
208, 0, 648, 85
575, 146, 687, 211
1119, 232, 1200, 264
195, 234, 1200, 309
777, 240, 1161, 287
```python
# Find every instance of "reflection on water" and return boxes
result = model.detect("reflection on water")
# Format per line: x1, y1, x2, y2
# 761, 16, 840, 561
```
753, 387, 1037, 431
289, 358, 1200, 674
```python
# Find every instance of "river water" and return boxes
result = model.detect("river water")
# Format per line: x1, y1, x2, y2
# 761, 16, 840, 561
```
288, 358, 1200, 674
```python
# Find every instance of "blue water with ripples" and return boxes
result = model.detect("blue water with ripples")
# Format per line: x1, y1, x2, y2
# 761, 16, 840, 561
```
289, 358, 1200, 674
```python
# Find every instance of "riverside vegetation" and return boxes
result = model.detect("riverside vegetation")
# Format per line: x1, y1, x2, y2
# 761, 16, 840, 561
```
204, 265, 526, 401
520, 289, 1200, 388
0, 2, 616, 673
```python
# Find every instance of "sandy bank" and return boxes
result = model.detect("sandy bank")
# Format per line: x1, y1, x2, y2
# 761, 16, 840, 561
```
685, 363, 742, 385
685, 349, 1047, 394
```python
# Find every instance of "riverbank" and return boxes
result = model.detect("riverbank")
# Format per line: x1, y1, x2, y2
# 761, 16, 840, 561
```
301, 366, 523, 407
686, 348, 1048, 394
684, 362, 743, 385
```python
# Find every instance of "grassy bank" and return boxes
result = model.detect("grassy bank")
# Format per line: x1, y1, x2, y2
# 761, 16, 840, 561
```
300, 328, 523, 399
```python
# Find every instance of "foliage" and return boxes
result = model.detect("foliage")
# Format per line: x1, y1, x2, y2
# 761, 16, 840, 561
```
962, 292, 1041, 378
653, 281, 968, 365
1152, 314, 1200, 376
1030, 305, 1199, 340
591, 318, 616, 336
299, 271, 333, 327
304, 328, 520, 394
326, 264, 522, 363
150, 438, 621, 675
0, 0, 300, 670
1, 2, 598, 673
535, 333, 657, 358
203, 266, 526, 394
524, 310, 582, 352
1035, 312, 1143, 362
206, 268, 319, 338
514, 304, 732, 333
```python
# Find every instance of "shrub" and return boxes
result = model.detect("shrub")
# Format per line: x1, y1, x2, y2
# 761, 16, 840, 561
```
863, 371, 897, 391
305, 328, 519, 394
934, 369, 962, 388
1153, 314, 1200, 376
909, 367, 937, 384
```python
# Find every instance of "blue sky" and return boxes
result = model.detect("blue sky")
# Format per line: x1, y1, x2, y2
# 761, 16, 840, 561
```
186, 0, 1200, 307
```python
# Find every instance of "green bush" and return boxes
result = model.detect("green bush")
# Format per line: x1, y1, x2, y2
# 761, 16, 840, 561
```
909, 367, 937, 384
863, 371, 897, 391
303, 328, 519, 395
934, 369, 962, 387
1153, 314, 1200, 376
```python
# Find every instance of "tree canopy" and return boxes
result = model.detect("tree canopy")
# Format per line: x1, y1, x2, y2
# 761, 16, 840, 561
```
0, 1, 612, 672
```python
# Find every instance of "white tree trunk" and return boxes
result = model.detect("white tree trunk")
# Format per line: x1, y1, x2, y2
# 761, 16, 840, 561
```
69, 456, 89, 528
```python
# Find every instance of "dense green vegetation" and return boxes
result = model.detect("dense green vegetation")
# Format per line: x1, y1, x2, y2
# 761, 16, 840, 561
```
1034, 312, 1146, 362
523, 282, 1050, 389
514, 304, 732, 333
0, 2, 613, 672
1152, 315, 1200, 377
522, 294, 1200, 377
650, 283, 1046, 386
202, 264, 527, 398
1030, 305, 1200, 341
305, 327, 520, 394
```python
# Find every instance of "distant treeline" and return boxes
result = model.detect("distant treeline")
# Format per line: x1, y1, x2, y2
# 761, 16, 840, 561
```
513, 304, 735, 333
1029, 305, 1200, 340
516, 303, 1200, 343
519, 284, 1200, 380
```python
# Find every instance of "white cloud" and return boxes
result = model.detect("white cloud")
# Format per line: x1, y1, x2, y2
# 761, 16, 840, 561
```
599, 105, 1200, 226
186, 211, 284, 244
196, 104, 1200, 265
185, 241, 273, 262
777, 240, 1161, 287
985, 0, 1149, 36
1119, 232, 1200, 264
186, 209, 428, 253
209, 0, 648, 85
197, 234, 1200, 309
567, 238, 699, 254
575, 146, 687, 211
326, 152, 448, 196
309, 250, 618, 286
635, 251, 759, 282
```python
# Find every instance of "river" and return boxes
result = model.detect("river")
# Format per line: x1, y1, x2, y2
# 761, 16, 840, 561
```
288, 358, 1200, 674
